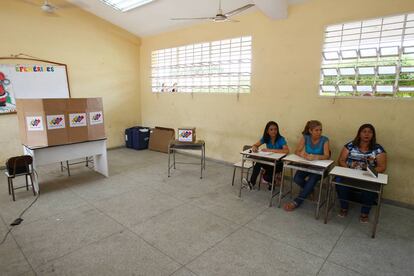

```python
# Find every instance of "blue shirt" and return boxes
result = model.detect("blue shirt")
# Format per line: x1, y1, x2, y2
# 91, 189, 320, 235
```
345, 141, 386, 170
304, 135, 328, 155
260, 136, 287, 150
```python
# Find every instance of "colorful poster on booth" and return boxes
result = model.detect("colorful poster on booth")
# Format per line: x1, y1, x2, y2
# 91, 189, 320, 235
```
89, 111, 103, 125
26, 116, 44, 131
69, 113, 87, 127
46, 115, 65, 130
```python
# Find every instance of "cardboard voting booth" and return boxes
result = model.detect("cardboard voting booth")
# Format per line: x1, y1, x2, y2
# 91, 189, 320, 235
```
17, 98, 105, 147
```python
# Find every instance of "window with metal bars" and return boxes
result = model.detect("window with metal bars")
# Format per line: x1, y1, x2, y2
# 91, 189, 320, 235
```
151, 36, 252, 93
320, 13, 414, 98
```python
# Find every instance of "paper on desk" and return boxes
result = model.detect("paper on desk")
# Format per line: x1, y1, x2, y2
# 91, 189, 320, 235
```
257, 151, 273, 156
284, 154, 333, 167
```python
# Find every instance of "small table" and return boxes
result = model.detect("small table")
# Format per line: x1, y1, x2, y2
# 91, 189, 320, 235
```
168, 140, 206, 179
23, 138, 109, 193
280, 154, 334, 219
324, 166, 388, 238
239, 149, 286, 206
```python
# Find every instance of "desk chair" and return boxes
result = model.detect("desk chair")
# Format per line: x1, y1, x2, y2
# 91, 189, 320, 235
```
5, 155, 36, 201
232, 145, 253, 186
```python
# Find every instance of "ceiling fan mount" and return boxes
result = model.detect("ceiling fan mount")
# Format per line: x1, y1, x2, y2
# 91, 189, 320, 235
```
171, 0, 255, 23
40, 0, 57, 13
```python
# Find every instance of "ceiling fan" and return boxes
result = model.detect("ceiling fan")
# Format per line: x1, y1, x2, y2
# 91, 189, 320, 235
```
40, 0, 57, 13
20, 0, 75, 13
171, 0, 255, 23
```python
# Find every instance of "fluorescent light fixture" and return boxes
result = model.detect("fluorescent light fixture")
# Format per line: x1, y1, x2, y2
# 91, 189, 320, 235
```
99, 0, 154, 12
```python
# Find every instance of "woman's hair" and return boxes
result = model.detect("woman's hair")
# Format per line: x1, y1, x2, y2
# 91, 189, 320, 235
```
262, 121, 282, 143
352, 123, 377, 150
302, 120, 322, 135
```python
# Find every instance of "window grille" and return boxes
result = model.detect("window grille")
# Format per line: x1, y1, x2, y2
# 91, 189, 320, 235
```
320, 13, 414, 98
151, 36, 252, 93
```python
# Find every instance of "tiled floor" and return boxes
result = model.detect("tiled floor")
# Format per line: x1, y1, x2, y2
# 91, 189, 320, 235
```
0, 148, 413, 276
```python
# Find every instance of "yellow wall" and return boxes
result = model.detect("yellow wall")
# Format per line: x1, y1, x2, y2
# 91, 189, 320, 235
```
0, 0, 141, 164
140, 0, 414, 204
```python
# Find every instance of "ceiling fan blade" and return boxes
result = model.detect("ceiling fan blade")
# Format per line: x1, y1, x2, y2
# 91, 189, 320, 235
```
225, 4, 255, 17
171, 17, 215, 21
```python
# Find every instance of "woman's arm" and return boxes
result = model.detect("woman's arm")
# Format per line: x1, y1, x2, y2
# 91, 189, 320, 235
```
251, 140, 263, 153
295, 137, 306, 157
376, 153, 387, 173
338, 147, 349, 167
264, 145, 289, 154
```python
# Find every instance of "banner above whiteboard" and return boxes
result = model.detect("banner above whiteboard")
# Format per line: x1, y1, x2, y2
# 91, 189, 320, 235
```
0, 63, 70, 114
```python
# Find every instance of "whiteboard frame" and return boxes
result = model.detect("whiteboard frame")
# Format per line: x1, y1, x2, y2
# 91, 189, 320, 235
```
0, 56, 71, 115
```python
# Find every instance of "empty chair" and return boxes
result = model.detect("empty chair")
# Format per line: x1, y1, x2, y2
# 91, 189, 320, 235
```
5, 155, 36, 201
232, 145, 254, 186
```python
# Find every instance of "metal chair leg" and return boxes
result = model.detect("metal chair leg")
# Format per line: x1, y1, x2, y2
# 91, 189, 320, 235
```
25, 174, 29, 191
10, 178, 15, 201
66, 161, 71, 176
8, 177, 11, 195
30, 173, 36, 196
231, 167, 236, 186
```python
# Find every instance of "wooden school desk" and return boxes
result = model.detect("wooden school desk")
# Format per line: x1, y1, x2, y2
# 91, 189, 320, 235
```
324, 166, 388, 238
168, 140, 206, 179
279, 154, 334, 219
239, 149, 286, 206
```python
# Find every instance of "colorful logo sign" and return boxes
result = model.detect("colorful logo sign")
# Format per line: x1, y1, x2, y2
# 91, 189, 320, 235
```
178, 129, 193, 142
69, 113, 87, 127
26, 116, 44, 131
89, 111, 103, 125
47, 115, 65, 130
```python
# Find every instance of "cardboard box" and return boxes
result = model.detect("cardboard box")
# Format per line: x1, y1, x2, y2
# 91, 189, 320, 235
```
16, 98, 105, 147
178, 127, 196, 142
148, 127, 175, 153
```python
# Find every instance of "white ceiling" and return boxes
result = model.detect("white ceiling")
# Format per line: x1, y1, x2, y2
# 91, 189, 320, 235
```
65, 0, 307, 37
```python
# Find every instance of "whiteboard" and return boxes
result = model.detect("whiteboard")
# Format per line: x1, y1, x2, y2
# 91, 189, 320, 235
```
1, 64, 70, 99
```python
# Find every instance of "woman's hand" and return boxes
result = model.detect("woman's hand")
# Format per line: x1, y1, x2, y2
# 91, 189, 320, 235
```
252, 145, 259, 153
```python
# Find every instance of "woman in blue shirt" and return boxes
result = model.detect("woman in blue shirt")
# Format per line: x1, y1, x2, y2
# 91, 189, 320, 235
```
244, 121, 289, 190
284, 120, 330, 211
336, 124, 387, 223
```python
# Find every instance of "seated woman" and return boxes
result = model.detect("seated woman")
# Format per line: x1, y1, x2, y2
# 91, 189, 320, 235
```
243, 121, 289, 190
284, 120, 330, 211
336, 123, 387, 223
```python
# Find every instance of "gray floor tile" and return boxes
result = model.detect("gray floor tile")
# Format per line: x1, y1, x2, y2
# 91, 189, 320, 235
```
68, 172, 147, 202
328, 219, 414, 276
376, 204, 414, 240
131, 204, 239, 264
187, 227, 324, 276
246, 204, 350, 258
190, 191, 268, 225
12, 205, 124, 268
0, 181, 87, 225
318, 261, 363, 276
35, 230, 180, 276
92, 186, 184, 228
0, 220, 33, 276
171, 266, 198, 276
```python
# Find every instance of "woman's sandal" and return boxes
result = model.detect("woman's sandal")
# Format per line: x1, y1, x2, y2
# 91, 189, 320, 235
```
283, 201, 298, 212
338, 208, 348, 218
359, 214, 369, 223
